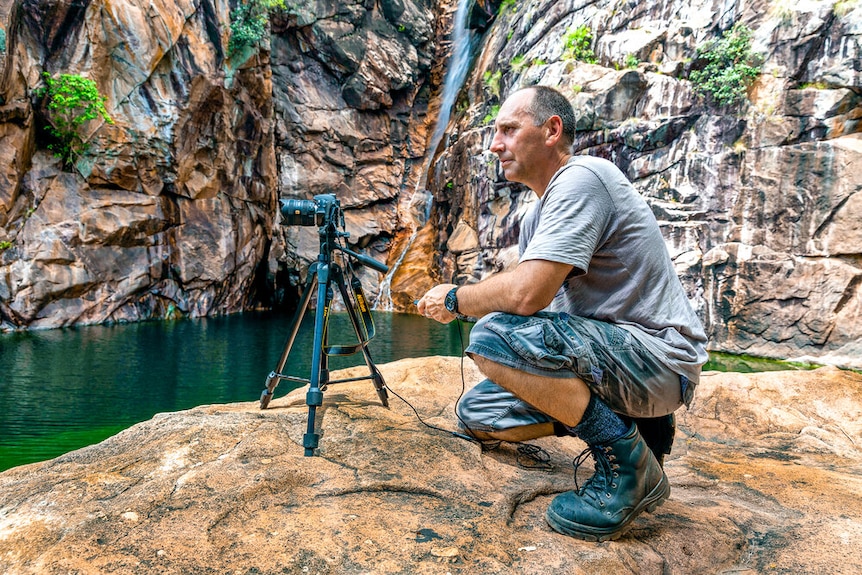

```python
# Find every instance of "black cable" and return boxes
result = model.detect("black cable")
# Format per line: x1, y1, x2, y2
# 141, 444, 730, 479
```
388, 317, 554, 470
385, 317, 482, 445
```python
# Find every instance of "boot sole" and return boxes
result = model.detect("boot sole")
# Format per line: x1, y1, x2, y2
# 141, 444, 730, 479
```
545, 474, 671, 542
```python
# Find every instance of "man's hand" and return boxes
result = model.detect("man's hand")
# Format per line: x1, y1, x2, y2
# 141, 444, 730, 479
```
416, 283, 458, 324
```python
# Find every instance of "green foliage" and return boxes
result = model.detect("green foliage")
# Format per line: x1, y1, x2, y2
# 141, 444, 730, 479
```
483, 70, 503, 99
483, 104, 501, 126
562, 25, 597, 64
499, 0, 517, 14
510, 54, 527, 72
689, 24, 763, 108
0, 240, 11, 251
36, 72, 113, 169
625, 53, 639, 69
510, 56, 547, 73
229, 0, 285, 57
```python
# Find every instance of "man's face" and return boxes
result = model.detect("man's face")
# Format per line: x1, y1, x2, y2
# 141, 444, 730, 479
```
489, 90, 547, 188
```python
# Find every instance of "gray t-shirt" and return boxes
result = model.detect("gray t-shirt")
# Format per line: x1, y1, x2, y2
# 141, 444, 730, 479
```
520, 156, 708, 382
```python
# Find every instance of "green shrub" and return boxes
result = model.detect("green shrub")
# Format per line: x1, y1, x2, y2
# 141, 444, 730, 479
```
36, 72, 113, 169
499, 0, 517, 13
562, 25, 597, 64
483, 70, 503, 99
0, 240, 11, 251
689, 24, 763, 107
229, 0, 285, 57
625, 53, 639, 69
510, 54, 527, 72
483, 104, 501, 125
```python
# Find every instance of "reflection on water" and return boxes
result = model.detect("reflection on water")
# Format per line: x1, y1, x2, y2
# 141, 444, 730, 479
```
0, 312, 471, 471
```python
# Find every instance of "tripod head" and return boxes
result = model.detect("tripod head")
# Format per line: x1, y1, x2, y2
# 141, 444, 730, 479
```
280, 194, 388, 274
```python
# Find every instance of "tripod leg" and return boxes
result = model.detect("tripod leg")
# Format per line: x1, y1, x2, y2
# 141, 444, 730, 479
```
335, 270, 389, 408
303, 262, 332, 456
260, 267, 316, 409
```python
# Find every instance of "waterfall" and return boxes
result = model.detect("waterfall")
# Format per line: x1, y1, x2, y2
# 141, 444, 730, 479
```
424, 0, 478, 177
374, 0, 477, 310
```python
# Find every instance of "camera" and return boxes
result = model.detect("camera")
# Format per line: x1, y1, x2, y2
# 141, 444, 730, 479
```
280, 194, 342, 228
278, 193, 388, 274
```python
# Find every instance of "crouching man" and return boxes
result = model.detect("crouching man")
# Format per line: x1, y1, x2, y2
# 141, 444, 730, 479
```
418, 85, 707, 541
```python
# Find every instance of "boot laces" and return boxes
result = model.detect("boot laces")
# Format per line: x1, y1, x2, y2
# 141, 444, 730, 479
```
572, 444, 620, 503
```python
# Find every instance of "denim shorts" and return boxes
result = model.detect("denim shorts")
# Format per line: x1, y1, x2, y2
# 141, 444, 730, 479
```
458, 311, 693, 432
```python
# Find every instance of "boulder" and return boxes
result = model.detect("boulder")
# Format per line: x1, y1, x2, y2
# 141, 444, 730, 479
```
1, 357, 860, 574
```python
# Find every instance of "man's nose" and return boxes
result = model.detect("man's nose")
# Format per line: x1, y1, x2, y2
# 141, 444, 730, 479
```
489, 133, 503, 154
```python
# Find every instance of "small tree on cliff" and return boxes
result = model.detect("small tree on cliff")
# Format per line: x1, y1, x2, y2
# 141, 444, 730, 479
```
228, 0, 286, 58
36, 72, 114, 171
689, 24, 763, 108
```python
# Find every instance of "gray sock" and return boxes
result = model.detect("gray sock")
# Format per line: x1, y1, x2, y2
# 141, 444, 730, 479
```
569, 394, 630, 446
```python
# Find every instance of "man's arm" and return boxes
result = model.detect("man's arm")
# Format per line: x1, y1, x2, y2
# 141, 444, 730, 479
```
417, 259, 573, 323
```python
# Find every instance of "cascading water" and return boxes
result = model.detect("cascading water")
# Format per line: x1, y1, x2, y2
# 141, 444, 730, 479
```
374, 0, 478, 310
424, 0, 479, 179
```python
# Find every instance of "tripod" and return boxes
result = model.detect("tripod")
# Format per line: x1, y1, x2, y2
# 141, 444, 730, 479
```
260, 210, 389, 456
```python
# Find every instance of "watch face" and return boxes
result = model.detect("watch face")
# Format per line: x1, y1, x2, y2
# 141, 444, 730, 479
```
445, 288, 457, 313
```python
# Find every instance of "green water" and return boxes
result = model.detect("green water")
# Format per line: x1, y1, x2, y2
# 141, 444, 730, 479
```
0, 312, 471, 472
0, 311, 809, 472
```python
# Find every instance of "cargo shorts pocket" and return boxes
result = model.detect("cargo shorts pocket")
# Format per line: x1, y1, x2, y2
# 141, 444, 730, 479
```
681, 375, 696, 408
484, 315, 586, 371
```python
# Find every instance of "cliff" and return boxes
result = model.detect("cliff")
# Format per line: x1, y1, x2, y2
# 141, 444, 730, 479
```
0, 0, 441, 327
0, 0, 860, 369
410, 0, 862, 370
1, 356, 861, 574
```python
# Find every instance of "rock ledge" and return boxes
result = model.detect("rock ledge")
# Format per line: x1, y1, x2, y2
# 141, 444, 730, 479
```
1, 357, 861, 574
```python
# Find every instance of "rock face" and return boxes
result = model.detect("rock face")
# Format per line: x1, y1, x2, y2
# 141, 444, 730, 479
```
409, 0, 862, 369
0, 0, 860, 369
1, 356, 861, 574
0, 0, 440, 326
0, 0, 278, 326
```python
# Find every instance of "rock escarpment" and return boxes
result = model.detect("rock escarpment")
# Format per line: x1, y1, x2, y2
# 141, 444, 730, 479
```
0, 0, 279, 326
0, 0, 860, 370
409, 0, 862, 369
1, 357, 861, 574
0, 0, 441, 327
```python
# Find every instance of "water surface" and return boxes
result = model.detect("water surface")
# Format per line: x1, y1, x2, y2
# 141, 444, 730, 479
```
0, 312, 471, 471
0, 311, 808, 472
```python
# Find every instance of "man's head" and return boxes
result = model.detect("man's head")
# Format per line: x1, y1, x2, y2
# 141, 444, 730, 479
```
489, 85, 576, 194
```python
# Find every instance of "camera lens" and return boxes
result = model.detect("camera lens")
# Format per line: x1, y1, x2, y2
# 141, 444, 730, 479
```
280, 199, 317, 226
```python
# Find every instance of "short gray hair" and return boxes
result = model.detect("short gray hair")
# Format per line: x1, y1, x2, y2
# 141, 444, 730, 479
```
523, 85, 576, 148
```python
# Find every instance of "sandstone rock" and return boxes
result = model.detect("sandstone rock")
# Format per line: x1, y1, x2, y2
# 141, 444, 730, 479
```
1, 358, 861, 574
0, 0, 276, 328
2, 0, 861, 374
413, 0, 862, 370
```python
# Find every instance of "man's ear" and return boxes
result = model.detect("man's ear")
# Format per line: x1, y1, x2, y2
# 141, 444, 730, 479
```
544, 115, 564, 146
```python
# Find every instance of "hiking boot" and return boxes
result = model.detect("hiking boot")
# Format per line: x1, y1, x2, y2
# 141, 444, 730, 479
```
545, 423, 670, 541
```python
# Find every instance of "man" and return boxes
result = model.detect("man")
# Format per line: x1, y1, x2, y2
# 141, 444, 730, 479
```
417, 85, 708, 542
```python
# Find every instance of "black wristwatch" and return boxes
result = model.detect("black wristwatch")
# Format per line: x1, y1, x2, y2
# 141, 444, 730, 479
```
444, 287, 460, 315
